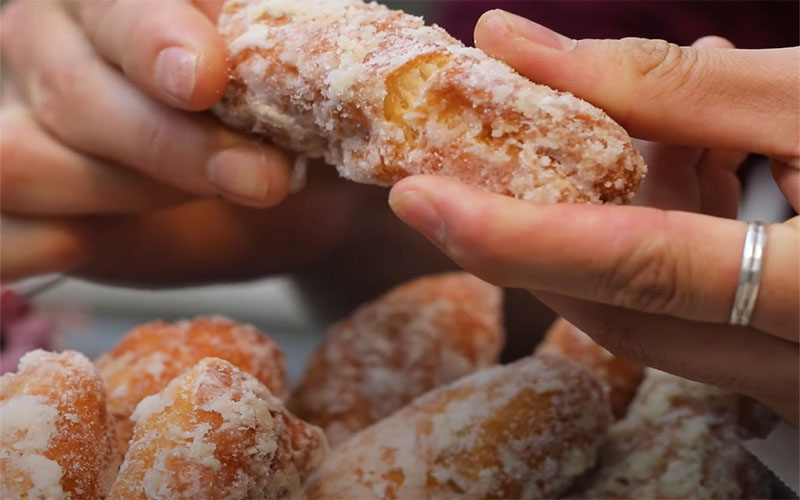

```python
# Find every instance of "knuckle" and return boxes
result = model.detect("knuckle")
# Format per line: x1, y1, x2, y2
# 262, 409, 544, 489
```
611, 38, 707, 131
622, 38, 693, 82
28, 60, 96, 132
615, 239, 679, 312
620, 38, 706, 120
601, 218, 694, 315
139, 116, 178, 182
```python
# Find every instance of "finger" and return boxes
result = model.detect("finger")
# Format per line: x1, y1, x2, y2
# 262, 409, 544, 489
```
64, 0, 227, 110
634, 36, 744, 217
0, 215, 89, 281
686, 38, 745, 218
388, 175, 799, 341
534, 291, 799, 425
76, 183, 365, 284
770, 159, 800, 212
473, 10, 800, 160
1, 1, 292, 207
631, 138, 704, 211
632, 139, 742, 217
0, 109, 187, 214
695, 149, 744, 218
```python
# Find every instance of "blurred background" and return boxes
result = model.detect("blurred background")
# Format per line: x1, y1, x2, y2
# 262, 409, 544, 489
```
3, 0, 798, 379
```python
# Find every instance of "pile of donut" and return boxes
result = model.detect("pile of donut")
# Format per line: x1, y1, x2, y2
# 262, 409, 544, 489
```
0, 273, 777, 499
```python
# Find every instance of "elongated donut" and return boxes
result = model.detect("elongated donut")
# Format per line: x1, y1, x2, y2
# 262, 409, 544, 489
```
305, 354, 612, 499
108, 358, 328, 500
288, 273, 504, 446
537, 318, 644, 419
1, 350, 119, 499
570, 369, 776, 499
214, 0, 646, 204
96, 316, 288, 460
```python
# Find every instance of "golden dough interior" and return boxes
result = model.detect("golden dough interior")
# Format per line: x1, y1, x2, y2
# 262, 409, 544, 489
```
385, 53, 451, 142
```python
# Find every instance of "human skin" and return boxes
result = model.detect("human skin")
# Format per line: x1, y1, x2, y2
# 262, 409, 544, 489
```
0, 0, 550, 343
389, 10, 799, 424
2, 2, 797, 422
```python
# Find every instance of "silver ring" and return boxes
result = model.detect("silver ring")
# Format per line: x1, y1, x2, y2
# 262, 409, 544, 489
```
729, 221, 768, 326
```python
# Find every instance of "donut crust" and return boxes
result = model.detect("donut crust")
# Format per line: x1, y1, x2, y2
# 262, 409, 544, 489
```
214, 0, 646, 204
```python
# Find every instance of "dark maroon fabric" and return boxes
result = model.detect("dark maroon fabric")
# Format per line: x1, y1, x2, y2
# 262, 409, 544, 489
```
431, 1, 799, 49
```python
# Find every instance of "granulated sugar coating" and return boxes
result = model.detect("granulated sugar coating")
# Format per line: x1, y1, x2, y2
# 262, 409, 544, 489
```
570, 369, 777, 499
305, 354, 612, 499
537, 318, 644, 419
109, 358, 328, 500
0, 350, 119, 499
96, 316, 288, 459
214, 0, 646, 204
288, 273, 504, 446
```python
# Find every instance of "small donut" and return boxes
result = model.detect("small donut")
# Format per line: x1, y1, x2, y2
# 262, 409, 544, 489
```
305, 354, 612, 499
1, 350, 118, 499
109, 357, 328, 500
289, 272, 504, 446
214, 0, 646, 204
570, 369, 777, 499
536, 318, 644, 418
96, 316, 288, 457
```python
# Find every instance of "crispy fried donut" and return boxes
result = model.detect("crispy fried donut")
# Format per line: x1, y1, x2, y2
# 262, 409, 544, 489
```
289, 273, 504, 446
306, 354, 612, 499
97, 316, 288, 457
537, 318, 644, 418
109, 358, 327, 500
214, 0, 646, 204
1, 350, 118, 499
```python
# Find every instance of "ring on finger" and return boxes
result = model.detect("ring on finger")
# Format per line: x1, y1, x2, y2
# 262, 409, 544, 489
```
729, 221, 768, 326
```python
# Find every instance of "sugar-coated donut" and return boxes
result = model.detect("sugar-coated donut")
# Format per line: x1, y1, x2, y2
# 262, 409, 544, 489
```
213, 0, 646, 204
1, 350, 119, 499
570, 369, 776, 499
96, 316, 288, 458
108, 358, 328, 500
537, 318, 644, 418
305, 354, 612, 499
288, 273, 504, 446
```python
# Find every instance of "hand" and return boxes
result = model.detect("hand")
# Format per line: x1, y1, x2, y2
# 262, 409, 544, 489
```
0, 0, 314, 281
388, 11, 799, 423
0, 0, 459, 314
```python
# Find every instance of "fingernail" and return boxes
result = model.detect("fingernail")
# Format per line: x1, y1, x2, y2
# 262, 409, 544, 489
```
492, 10, 576, 51
207, 148, 269, 205
389, 190, 445, 243
155, 47, 198, 103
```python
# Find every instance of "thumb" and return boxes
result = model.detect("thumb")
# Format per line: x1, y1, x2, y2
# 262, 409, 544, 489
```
474, 10, 799, 163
